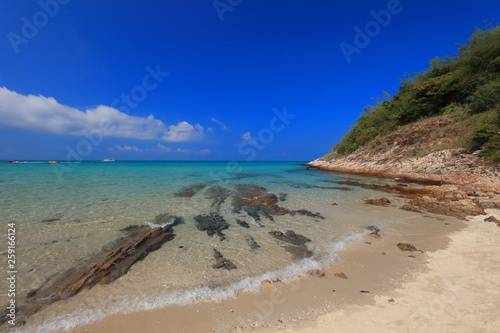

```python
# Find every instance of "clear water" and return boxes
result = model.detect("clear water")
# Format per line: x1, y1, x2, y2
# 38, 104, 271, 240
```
0, 160, 418, 332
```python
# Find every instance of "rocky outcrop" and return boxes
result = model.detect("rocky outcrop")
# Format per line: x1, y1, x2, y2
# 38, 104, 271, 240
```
365, 198, 391, 206
1, 223, 177, 327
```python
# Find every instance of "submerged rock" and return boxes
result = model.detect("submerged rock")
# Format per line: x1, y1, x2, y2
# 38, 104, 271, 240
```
120, 224, 149, 235
236, 219, 250, 228
194, 214, 230, 240
212, 249, 237, 270
245, 235, 261, 250
269, 230, 311, 246
278, 192, 288, 201
283, 244, 312, 259
204, 185, 230, 213
174, 184, 206, 197
291, 209, 325, 219
152, 213, 184, 226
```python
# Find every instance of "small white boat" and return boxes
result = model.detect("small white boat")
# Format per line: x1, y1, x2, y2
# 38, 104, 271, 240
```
102, 158, 115, 162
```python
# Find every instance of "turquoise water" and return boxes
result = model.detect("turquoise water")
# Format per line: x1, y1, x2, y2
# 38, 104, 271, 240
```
0, 160, 417, 332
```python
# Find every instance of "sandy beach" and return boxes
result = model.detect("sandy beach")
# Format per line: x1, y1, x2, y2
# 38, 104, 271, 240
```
60, 207, 500, 333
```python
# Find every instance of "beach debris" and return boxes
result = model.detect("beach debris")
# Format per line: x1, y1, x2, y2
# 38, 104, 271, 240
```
236, 219, 250, 228
178, 246, 184, 249
359, 290, 370, 293
484, 215, 500, 226
245, 234, 261, 250
212, 249, 237, 270
397, 242, 424, 253
204, 185, 230, 213
382, 252, 387, 255
388, 298, 395, 303
308, 269, 325, 277
174, 184, 206, 197
365, 198, 391, 206
194, 214, 230, 241
409, 255, 416, 258
331, 202, 338, 205
334, 272, 348, 280
1, 224, 176, 328
269, 230, 311, 246
365, 242, 372, 245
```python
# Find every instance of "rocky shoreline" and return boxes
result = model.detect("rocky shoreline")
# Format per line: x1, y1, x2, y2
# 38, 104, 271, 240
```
308, 149, 500, 223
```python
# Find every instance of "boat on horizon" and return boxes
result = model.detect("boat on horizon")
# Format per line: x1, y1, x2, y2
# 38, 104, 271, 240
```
48, 160, 58, 163
102, 158, 115, 162
8, 160, 19, 163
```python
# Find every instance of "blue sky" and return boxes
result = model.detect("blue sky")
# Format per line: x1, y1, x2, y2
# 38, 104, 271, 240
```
0, 0, 499, 161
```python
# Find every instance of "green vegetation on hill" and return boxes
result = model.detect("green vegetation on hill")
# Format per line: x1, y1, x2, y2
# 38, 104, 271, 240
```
333, 26, 500, 161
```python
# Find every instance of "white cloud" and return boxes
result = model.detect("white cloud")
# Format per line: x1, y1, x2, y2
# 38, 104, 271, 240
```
162, 122, 204, 142
0, 87, 205, 142
209, 117, 229, 131
241, 131, 252, 141
109, 145, 143, 152
155, 143, 172, 152
196, 148, 212, 155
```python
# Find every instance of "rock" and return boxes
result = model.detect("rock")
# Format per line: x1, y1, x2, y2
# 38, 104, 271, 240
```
400, 204, 422, 213
366, 225, 381, 239
194, 214, 230, 240
153, 213, 184, 226
212, 249, 237, 270
407, 197, 485, 220
119, 224, 149, 235
245, 235, 261, 250
204, 186, 230, 213
278, 192, 288, 201
334, 272, 348, 279
365, 198, 391, 206
397, 242, 424, 253
236, 219, 250, 228
3, 225, 175, 327
291, 209, 325, 219
484, 216, 500, 226
331, 202, 338, 205
283, 245, 313, 259
174, 184, 206, 197
269, 230, 311, 246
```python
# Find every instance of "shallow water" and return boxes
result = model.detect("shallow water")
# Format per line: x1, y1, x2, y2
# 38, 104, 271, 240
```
0, 161, 421, 332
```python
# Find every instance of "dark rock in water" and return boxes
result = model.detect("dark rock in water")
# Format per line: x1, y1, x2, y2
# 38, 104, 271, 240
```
205, 186, 230, 213
283, 245, 312, 259
236, 219, 250, 228
397, 242, 424, 253
291, 209, 325, 220
365, 198, 391, 206
153, 213, 184, 226
3, 225, 175, 328
245, 234, 261, 250
278, 192, 288, 201
269, 230, 311, 246
212, 249, 237, 270
174, 184, 206, 197
194, 214, 230, 240
41, 218, 60, 223
120, 225, 150, 235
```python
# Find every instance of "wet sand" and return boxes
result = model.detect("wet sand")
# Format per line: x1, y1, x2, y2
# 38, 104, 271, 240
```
59, 206, 500, 333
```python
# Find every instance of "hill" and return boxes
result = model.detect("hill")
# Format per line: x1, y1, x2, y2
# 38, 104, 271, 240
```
323, 26, 500, 164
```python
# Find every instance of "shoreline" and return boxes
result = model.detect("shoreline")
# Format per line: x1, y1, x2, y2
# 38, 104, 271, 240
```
60, 202, 478, 333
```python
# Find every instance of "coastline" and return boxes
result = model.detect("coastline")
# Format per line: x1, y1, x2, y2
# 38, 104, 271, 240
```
59, 201, 491, 333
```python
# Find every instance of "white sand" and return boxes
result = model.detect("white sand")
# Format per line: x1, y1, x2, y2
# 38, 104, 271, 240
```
257, 210, 500, 333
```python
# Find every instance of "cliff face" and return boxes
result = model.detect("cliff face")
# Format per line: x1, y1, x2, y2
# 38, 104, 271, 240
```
310, 112, 500, 187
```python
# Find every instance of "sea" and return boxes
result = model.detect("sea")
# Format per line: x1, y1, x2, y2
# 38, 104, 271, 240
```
0, 160, 422, 332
